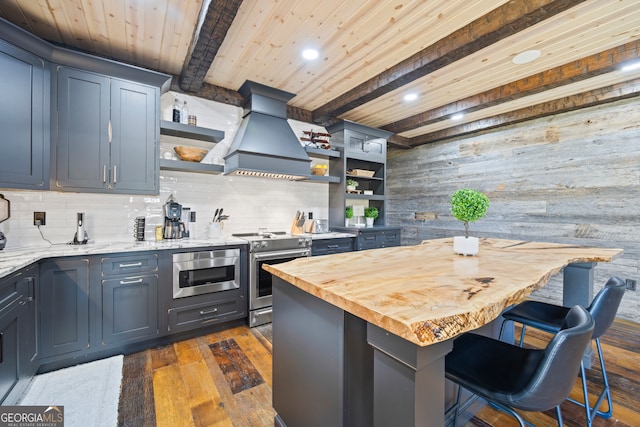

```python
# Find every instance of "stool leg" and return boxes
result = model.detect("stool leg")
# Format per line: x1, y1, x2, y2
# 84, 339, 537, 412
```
555, 405, 564, 427
518, 324, 527, 347
567, 338, 613, 422
578, 361, 592, 427
592, 337, 613, 419
452, 385, 462, 427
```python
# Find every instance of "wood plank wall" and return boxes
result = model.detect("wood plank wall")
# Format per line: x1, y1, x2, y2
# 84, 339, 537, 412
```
386, 97, 640, 322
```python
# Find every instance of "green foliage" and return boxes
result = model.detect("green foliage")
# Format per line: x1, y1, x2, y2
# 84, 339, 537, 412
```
345, 206, 354, 219
450, 189, 489, 237
364, 207, 379, 219
346, 179, 359, 187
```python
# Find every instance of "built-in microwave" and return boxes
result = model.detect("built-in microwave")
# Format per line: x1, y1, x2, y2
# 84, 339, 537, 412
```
172, 249, 240, 299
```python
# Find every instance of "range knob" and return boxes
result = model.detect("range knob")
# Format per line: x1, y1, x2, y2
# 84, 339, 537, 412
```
261, 241, 268, 248
298, 238, 311, 247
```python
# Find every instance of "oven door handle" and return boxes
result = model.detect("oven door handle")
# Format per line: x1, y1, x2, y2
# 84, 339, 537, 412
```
253, 248, 310, 260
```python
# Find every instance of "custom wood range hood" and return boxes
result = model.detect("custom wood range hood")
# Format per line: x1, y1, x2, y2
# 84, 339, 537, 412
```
223, 81, 312, 180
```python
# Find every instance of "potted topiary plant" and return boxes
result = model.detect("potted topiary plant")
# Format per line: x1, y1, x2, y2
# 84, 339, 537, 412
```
364, 206, 378, 227
345, 205, 354, 226
346, 179, 359, 193
450, 188, 489, 255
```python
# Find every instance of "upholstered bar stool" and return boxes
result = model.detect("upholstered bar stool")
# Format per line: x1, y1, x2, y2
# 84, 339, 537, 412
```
501, 276, 626, 426
445, 305, 594, 427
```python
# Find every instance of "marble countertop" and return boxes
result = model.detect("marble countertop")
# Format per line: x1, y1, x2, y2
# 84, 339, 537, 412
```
0, 237, 247, 279
297, 232, 357, 239
264, 237, 623, 346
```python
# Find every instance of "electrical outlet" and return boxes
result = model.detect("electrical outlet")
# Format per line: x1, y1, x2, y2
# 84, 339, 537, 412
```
34, 211, 46, 226
626, 279, 637, 291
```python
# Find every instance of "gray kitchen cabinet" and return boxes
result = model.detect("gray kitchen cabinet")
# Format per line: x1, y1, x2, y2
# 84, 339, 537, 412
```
331, 227, 401, 251
167, 294, 245, 334
0, 264, 37, 404
326, 120, 394, 231
54, 66, 158, 194
343, 128, 387, 163
311, 237, 354, 256
39, 258, 90, 360
99, 253, 159, 346
0, 39, 49, 190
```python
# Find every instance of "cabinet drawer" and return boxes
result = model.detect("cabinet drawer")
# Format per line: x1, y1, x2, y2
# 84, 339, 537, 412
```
312, 238, 354, 256
382, 230, 401, 247
168, 296, 244, 334
101, 253, 158, 276
357, 231, 383, 250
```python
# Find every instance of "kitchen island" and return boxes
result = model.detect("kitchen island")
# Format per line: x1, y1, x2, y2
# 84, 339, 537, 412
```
264, 238, 622, 427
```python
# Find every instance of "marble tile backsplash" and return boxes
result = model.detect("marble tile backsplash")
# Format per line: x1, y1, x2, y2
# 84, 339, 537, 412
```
0, 91, 332, 250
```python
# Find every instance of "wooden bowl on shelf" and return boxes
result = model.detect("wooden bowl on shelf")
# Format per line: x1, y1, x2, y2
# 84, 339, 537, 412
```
174, 146, 208, 162
311, 164, 328, 176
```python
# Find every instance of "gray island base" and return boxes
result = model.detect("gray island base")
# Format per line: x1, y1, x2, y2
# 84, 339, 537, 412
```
266, 239, 621, 426
271, 267, 609, 426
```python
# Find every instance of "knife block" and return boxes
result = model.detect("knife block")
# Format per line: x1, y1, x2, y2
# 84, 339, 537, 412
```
290, 218, 304, 235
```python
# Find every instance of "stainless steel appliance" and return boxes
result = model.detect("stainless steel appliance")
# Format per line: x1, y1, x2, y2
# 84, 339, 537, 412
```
163, 194, 186, 239
172, 249, 240, 299
73, 212, 88, 244
234, 231, 311, 327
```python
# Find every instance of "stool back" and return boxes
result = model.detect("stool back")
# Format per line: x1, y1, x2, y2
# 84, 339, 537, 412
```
511, 305, 594, 411
589, 276, 626, 339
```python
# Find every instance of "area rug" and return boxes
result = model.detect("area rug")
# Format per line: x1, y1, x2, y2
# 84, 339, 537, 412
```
19, 355, 123, 427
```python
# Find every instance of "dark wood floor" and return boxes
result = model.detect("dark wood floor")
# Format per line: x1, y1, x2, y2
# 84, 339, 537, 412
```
118, 319, 640, 427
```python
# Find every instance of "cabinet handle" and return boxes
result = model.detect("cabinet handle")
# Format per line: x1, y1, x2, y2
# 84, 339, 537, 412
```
119, 278, 143, 285
26, 276, 35, 300
103, 165, 107, 183
200, 308, 218, 316
327, 245, 339, 249
119, 262, 143, 268
113, 165, 117, 183
108, 120, 112, 142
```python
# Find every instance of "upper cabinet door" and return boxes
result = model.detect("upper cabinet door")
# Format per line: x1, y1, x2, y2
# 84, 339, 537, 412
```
344, 130, 386, 162
0, 40, 49, 189
110, 80, 158, 193
54, 67, 158, 194
55, 67, 110, 190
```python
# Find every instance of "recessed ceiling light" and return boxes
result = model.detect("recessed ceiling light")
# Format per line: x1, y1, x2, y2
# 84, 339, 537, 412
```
622, 61, 640, 72
451, 113, 464, 121
403, 93, 418, 102
512, 49, 541, 65
302, 49, 319, 60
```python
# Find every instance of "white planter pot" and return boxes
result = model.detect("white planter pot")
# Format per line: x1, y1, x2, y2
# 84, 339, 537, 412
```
347, 185, 356, 192
365, 217, 374, 227
454, 236, 479, 256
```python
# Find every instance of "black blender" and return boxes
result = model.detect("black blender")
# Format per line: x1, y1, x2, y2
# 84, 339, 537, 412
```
163, 195, 185, 239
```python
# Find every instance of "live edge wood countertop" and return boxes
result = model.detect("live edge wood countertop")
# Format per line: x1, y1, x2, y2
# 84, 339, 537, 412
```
263, 238, 623, 347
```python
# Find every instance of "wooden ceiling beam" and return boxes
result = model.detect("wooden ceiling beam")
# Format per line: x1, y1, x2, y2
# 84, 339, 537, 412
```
171, 75, 243, 106
393, 77, 640, 147
383, 41, 640, 134
179, 0, 243, 92
171, 74, 315, 123
311, 0, 587, 125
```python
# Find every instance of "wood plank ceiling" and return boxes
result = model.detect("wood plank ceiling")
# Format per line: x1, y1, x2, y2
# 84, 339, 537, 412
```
1, 0, 639, 148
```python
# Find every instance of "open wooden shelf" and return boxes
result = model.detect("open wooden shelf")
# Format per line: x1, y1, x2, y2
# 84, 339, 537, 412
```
160, 120, 225, 143
159, 159, 224, 174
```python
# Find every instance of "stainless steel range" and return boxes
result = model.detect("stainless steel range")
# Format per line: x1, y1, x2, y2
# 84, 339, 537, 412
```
234, 231, 311, 327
